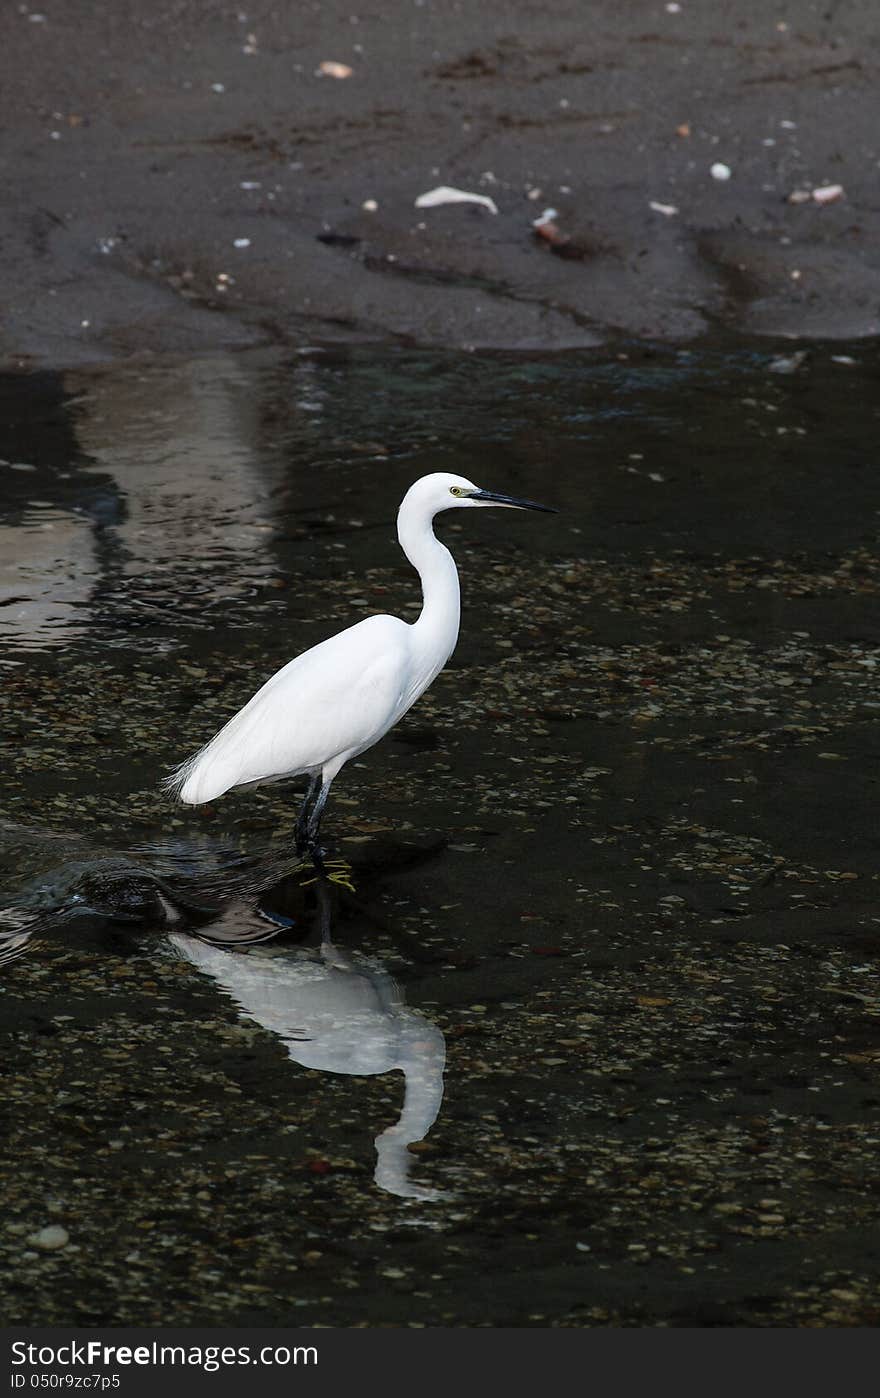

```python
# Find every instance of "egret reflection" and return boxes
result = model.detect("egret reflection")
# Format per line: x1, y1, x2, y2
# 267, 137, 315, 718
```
170, 878, 448, 1202
0, 826, 450, 1202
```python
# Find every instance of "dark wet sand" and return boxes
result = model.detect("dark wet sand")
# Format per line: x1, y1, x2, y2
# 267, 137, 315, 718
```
2, 0, 879, 366
1, 345, 879, 1326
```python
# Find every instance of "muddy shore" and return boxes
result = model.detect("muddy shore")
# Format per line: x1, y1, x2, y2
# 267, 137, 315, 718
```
2, 0, 879, 366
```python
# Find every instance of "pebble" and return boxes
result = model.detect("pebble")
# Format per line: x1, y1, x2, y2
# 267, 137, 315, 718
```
812, 184, 844, 205
317, 61, 353, 79
27, 1225, 70, 1251
710, 163, 732, 181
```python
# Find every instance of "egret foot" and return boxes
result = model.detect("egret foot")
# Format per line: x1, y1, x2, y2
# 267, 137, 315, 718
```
299, 856, 355, 894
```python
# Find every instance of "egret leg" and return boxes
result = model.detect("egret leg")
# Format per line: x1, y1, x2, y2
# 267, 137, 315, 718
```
314, 874, 332, 946
311, 863, 358, 971
304, 779, 333, 852
294, 773, 322, 854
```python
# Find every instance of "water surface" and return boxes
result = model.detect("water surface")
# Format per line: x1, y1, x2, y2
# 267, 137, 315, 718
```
2, 342, 879, 1326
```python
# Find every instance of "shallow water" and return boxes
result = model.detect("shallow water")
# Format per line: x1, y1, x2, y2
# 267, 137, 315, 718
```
2, 342, 880, 1326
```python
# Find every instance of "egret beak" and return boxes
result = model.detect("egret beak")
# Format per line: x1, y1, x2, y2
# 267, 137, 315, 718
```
471, 489, 558, 513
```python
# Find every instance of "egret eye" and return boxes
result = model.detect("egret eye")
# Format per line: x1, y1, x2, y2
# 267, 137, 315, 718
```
449, 486, 465, 497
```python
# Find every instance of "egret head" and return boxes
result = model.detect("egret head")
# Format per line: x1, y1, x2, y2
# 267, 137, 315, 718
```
403, 472, 557, 518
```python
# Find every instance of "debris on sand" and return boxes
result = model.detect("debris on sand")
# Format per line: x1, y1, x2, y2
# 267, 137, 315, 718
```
532, 207, 571, 252
414, 186, 499, 215
317, 61, 353, 79
768, 350, 808, 375
532, 207, 558, 230
811, 184, 844, 205
531, 208, 597, 261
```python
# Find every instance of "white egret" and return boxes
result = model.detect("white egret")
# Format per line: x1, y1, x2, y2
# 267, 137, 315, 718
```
165, 472, 555, 851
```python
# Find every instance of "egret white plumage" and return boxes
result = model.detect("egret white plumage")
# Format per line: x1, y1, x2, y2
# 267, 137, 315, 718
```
165, 472, 555, 852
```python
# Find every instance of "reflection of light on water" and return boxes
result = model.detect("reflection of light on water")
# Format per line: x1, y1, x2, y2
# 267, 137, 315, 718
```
170, 919, 448, 1202
0, 905, 39, 966
0, 507, 95, 648
1, 355, 295, 649
67, 356, 285, 606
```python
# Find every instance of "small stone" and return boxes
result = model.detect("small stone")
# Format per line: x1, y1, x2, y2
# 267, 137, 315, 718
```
812, 184, 844, 205
27, 1225, 69, 1251
710, 162, 732, 181
317, 61, 353, 79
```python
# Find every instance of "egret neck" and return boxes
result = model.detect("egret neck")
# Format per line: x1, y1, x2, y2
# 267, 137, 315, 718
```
398, 500, 461, 696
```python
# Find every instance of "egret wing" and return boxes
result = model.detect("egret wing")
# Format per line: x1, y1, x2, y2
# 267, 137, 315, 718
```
171, 615, 410, 802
